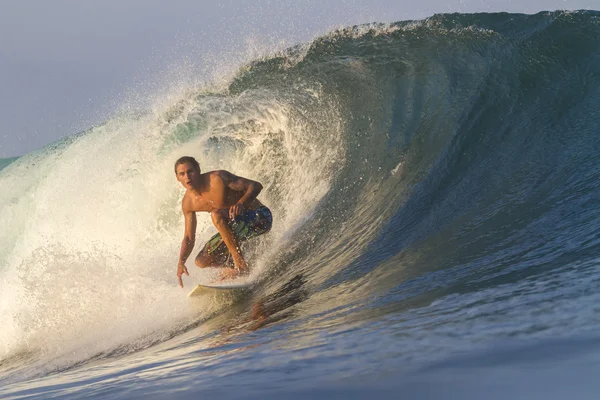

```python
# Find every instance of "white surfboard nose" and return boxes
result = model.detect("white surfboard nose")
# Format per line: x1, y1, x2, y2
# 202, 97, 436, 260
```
188, 280, 253, 297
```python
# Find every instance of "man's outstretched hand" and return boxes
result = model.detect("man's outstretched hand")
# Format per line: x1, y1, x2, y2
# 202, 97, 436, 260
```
177, 263, 189, 288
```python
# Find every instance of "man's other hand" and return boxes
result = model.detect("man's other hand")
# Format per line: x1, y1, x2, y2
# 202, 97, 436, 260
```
229, 202, 245, 220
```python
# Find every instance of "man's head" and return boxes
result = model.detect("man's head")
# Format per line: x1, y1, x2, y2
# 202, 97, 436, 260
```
174, 156, 201, 190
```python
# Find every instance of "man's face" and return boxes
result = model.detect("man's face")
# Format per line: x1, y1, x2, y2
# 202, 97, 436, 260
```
176, 162, 199, 189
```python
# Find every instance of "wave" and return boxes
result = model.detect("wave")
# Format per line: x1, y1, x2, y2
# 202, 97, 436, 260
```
1, 10, 600, 384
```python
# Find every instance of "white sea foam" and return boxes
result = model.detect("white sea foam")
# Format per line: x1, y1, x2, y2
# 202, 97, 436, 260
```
0, 53, 344, 380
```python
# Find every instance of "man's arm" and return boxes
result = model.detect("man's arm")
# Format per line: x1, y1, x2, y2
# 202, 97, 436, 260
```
177, 206, 197, 288
218, 170, 263, 218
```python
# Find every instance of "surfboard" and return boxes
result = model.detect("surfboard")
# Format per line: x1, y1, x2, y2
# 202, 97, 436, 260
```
188, 280, 253, 297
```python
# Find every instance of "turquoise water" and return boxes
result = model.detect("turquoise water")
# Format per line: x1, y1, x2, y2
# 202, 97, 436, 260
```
0, 157, 17, 172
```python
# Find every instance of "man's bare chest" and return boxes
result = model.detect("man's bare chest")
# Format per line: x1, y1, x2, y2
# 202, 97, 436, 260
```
186, 191, 230, 212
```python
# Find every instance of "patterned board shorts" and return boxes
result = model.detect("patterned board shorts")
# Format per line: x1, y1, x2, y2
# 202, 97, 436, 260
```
201, 206, 273, 258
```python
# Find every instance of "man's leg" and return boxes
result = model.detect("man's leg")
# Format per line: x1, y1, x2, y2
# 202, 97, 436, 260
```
210, 209, 249, 273
195, 249, 230, 269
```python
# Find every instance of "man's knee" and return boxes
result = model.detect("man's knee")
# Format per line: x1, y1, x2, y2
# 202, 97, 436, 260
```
195, 253, 209, 268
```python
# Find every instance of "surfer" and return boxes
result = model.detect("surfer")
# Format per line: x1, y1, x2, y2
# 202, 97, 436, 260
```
174, 156, 272, 287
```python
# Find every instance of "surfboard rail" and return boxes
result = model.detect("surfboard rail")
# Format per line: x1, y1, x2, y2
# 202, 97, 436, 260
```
188, 280, 253, 297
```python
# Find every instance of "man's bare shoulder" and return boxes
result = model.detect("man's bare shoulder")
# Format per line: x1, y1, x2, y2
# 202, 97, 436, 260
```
208, 170, 234, 183
207, 169, 232, 177
181, 190, 194, 213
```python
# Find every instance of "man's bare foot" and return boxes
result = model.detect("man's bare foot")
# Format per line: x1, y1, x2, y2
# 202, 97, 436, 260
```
219, 268, 246, 281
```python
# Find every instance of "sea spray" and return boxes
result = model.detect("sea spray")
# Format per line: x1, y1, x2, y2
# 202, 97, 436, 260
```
0, 77, 344, 378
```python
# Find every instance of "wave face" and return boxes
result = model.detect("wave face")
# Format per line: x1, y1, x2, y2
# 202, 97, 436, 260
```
2, 10, 600, 397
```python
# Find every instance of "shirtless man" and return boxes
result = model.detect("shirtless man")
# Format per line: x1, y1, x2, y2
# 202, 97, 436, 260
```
174, 156, 272, 287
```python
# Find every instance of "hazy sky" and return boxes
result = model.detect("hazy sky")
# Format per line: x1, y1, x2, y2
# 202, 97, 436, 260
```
0, 0, 597, 157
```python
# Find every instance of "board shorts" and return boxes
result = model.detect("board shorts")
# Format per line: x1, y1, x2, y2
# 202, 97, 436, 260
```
201, 206, 273, 260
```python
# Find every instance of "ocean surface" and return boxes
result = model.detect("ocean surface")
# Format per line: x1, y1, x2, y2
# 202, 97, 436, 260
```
2, 11, 600, 399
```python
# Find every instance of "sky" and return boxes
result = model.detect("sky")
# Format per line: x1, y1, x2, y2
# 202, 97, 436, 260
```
0, 0, 597, 158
